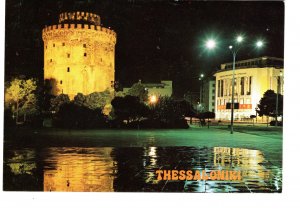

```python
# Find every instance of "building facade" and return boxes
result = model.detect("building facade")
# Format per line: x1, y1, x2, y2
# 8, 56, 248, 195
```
214, 56, 283, 121
42, 11, 117, 99
201, 80, 216, 112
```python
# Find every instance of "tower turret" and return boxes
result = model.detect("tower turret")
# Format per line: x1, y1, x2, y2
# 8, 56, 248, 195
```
42, 11, 116, 99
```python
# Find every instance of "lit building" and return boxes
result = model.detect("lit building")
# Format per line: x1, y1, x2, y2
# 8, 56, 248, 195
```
214, 56, 283, 121
201, 79, 216, 112
42, 11, 117, 99
123, 80, 173, 99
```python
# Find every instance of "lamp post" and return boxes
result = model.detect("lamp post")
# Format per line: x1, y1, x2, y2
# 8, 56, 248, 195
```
275, 71, 283, 127
228, 36, 244, 134
205, 36, 264, 134
199, 73, 204, 112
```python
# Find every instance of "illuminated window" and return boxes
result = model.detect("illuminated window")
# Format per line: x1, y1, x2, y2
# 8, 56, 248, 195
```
67, 67, 70, 72
84, 53, 87, 57
60, 80, 63, 84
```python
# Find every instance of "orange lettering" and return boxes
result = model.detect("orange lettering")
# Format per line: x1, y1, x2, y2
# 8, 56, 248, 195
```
172, 170, 178, 180
163, 170, 171, 180
186, 170, 193, 180
193, 170, 201, 180
179, 170, 186, 180
156, 170, 163, 181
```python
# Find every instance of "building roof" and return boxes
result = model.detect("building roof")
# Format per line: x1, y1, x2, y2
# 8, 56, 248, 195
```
216, 56, 283, 73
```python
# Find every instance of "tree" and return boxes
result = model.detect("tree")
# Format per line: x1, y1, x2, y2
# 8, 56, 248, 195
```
149, 96, 189, 127
257, 90, 283, 126
50, 94, 70, 112
73, 93, 86, 106
55, 102, 107, 129
127, 82, 148, 102
73, 90, 113, 115
5, 78, 38, 123
84, 90, 113, 110
111, 95, 149, 123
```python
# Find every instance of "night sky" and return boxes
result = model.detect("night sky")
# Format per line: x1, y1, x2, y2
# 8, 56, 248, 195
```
5, 0, 284, 98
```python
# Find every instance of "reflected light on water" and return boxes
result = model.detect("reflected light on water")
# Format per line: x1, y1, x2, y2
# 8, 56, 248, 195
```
3, 146, 282, 192
43, 147, 115, 192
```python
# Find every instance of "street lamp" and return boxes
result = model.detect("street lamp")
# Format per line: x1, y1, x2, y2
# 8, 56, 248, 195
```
205, 39, 216, 49
205, 35, 264, 134
149, 95, 158, 104
199, 73, 205, 111
227, 35, 244, 134
256, 40, 264, 48
275, 71, 283, 126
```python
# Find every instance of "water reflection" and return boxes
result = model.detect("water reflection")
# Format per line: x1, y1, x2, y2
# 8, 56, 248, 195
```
3, 146, 282, 192
43, 148, 115, 192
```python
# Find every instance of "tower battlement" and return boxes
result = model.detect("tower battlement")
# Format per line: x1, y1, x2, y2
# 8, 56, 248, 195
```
59, 11, 101, 26
42, 24, 116, 37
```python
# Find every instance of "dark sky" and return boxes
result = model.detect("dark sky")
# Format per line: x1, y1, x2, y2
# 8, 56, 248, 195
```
5, 0, 284, 98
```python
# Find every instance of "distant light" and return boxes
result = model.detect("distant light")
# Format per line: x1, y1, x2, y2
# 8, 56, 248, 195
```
200, 74, 204, 78
206, 39, 216, 49
236, 36, 244, 43
229, 45, 233, 49
149, 95, 157, 104
256, 40, 264, 47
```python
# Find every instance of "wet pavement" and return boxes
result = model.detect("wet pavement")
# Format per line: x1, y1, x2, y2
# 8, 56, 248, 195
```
3, 146, 282, 192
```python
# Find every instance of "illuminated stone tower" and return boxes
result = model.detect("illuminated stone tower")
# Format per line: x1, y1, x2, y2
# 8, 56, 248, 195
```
42, 12, 117, 99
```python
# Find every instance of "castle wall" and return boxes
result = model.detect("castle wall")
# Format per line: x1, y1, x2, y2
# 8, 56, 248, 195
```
42, 17, 116, 99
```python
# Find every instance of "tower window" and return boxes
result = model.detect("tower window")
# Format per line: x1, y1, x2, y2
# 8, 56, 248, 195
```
60, 80, 63, 84
46, 45, 47, 49
67, 67, 70, 72
50, 59, 52, 62
67, 53, 70, 58
62, 42, 65, 46
84, 53, 87, 57
53, 44, 55, 47
83, 44, 86, 48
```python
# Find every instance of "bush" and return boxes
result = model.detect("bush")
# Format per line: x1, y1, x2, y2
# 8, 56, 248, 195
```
270, 121, 283, 126
53, 103, 108, 129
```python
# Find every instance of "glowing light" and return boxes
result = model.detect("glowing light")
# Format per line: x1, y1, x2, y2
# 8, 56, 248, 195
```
236, 36, 244, 43
229, 45, 233, 49
256, 40, 264, 47
205, 39, 216, 49
149, 95, 158, 104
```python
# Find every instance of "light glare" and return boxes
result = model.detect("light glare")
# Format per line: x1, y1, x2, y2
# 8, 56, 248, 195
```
236, 36, 244, 43
256, 40, 263, 47
149, 95, 157, 104
206, 39, 216, 49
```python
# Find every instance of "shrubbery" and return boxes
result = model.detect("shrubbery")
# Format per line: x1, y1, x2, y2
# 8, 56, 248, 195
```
54, 102, 108, 129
